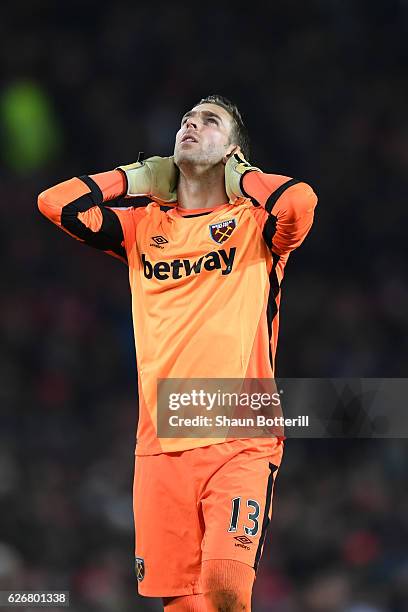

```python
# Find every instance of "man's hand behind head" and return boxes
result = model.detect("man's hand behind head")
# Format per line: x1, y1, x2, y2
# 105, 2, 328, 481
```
224, 151, 261, 203
117, 156, 179, 203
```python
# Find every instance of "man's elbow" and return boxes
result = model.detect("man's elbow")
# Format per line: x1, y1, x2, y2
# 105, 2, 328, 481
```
37, 188, 60, 224
286, 182, 318, 220
37, 189, 48, 214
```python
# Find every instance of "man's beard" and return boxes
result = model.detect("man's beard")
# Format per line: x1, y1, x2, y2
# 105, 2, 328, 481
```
175, 146, 219, 168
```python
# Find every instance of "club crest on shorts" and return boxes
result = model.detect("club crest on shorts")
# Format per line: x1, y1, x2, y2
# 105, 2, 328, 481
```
135, 557, 145, 582
209, 219, 237, 244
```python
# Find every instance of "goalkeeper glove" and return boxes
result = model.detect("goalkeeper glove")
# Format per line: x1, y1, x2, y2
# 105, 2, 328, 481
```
117, 156, 178, 203
224, 150, 261, 203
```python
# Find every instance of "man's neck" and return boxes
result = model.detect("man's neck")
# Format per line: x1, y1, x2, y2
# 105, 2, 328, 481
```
177, 163, 229, 210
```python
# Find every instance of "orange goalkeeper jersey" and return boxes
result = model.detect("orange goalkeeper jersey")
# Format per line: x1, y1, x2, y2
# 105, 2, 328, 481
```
38, 168, 317, 455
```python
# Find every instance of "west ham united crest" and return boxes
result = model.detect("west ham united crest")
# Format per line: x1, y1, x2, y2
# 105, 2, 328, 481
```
209, 219, 237, 244
135, 557, 145, 582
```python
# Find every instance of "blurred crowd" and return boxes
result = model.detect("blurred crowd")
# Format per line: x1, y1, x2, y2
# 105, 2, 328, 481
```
0, 0, 407, 610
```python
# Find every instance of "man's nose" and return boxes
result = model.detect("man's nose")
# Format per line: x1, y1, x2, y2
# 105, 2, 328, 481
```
185, 117, 197, 129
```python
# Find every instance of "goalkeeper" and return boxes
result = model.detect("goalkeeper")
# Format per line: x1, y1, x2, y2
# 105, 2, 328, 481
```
38, 95, 318, 611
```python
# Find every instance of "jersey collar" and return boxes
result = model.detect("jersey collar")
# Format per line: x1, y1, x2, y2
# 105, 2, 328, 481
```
170, 202, 233, 218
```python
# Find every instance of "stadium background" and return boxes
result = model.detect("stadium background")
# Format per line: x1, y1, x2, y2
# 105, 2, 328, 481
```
1, 1, 407, 610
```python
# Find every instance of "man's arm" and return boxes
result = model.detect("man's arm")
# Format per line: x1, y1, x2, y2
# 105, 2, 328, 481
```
242, 171, 317, 256
225, 152, 318, 256
38, 170, 129, 263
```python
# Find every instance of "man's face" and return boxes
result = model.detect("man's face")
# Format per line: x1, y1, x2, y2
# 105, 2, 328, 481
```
174, 103, 236, 167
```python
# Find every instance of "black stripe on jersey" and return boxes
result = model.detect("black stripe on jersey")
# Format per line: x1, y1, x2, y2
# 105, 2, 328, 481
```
60, 180, 126, 261
116, 168, 129, 193
239, 169, 261, 207
239, 169, 260, 207
265, 252, 281, 371
265, 178, 300, 214
78, 175, 103, 203
254, 462, 278, 572
249, 196, 261, 207
262, 214, 278, 250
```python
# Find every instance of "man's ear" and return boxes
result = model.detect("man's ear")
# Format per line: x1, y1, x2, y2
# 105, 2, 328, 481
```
222, 144, 241, 165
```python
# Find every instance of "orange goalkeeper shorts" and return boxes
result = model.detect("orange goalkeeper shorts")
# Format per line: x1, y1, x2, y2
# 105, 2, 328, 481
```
132, 437, 284, 597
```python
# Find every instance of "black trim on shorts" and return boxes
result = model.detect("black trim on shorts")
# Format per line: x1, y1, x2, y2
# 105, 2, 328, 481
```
254, 462, 279, 572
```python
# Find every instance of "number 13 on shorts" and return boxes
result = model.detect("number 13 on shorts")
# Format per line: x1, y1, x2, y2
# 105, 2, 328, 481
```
201, 458, 279, 571
228, 497, 260, 536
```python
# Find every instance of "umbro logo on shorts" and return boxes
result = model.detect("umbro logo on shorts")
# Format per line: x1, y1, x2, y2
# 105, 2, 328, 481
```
135, 556, 145, 582
234, 535, 253, 545
234, 535, 253, 550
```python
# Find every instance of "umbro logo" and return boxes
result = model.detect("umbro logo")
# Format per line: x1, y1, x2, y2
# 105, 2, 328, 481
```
234, 535, 253, 545
150, 235, 168, 249
151, 235, 168, 245
234, 535, 253, 550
